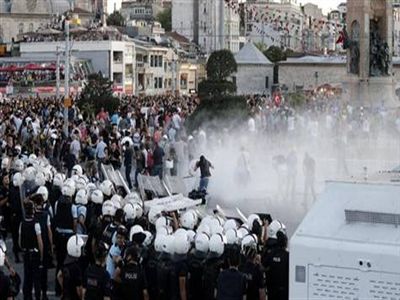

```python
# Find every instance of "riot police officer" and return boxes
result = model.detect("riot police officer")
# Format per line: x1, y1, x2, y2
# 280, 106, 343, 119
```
114, 246, 149, 300
53, 179, 77, 296
82, 241, 111, 300
203, 234, 225, 300
187, 233, 209, 300
19, 200, 44, 300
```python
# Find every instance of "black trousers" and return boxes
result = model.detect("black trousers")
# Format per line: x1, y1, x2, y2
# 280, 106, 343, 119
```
23, 251, 41, 300
125, 164, 132, 189
55, 232, 72, 295
10, 212, 22, 256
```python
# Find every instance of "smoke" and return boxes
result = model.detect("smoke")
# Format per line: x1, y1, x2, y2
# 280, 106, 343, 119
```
186, 105, 400, 236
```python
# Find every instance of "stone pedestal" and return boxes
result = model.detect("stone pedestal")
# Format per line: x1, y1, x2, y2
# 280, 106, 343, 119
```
343, 75, 398, 107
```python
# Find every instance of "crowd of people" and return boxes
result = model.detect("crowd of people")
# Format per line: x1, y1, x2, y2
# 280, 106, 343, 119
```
0, 93, 289, 300
0, 90, 398, 300
0, 70, 59, 86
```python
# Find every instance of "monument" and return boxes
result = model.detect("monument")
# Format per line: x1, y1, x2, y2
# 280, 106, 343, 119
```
345, 0, 398, 106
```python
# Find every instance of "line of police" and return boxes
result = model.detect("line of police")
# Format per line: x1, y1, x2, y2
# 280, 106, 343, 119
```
0, 155, 289, 300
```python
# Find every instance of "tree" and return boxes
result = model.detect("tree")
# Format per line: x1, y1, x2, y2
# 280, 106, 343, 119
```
263, 46, 287, 63
77, 73, 120, 116
107, 11, 125, 27
206, 49, 237, 81
156, 8, 171, 31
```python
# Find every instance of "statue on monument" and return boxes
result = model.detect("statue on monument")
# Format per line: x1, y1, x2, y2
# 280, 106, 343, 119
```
369, 20, 390, 76
342, 24, 360, 75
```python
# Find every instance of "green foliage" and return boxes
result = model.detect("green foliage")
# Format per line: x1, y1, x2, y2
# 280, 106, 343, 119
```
156, 8, 172, 31
254, 42, 268, 53
198, 79, 236, 99
186, 95, 248, 132
206, 49, 237, 81
287, 92, 307, 107
263, 46, 287, 63
107, 11, 125, 27
78, 73, 120, 115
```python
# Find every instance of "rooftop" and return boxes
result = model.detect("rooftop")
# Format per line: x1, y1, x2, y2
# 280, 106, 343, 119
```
235, 43, 273, 65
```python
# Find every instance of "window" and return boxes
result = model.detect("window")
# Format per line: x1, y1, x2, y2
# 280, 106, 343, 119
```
232, 76, 236, 87
154, 55, 158, 67
29, 23, 34, 32
150, 55, 154, 67
158, 55, 163, 67
265, 76, 269, 89
154, 77, 158, 89
158, 77, 163, 88
18, 23, 24, 34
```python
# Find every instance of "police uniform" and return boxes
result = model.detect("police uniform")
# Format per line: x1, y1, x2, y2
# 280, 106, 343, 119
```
262, 246, 289, 300
8, 181, 22, 261
83, 263, 111, 300
203, 254, 224, 300
144, 248, 160, 300
54, 196, 77, 295
187, 251, 207, 300
0, 268, 11, 300
216, 267, 247, 300
157, 252, 174, 300
61, 256, 82, 300
35, 207, 52, 298
239, 260, 265, 300
19, 215, 42, 300
116, 261, 147, 300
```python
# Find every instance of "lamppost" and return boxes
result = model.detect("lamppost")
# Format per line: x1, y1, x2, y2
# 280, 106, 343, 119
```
63, 19, 70, 137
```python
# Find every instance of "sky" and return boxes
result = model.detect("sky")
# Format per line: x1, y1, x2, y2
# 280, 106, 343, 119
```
303, 0, 343, 14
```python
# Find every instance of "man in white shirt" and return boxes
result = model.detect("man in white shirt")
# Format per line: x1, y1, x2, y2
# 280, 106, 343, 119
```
70, 135, 81, 162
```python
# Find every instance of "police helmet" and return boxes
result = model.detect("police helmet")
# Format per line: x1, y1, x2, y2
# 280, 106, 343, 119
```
180, 210, 198, 230
35, 172, 46, 187
62, 179, 76, 197
23, 166, 36, 181
12, 172, 24, 187
75, 175, 88, 190
86, 183, 97, 195
237, 226, 250, 241
71, 165, 83, 176
174, 233, 190, 255
102, 200, 116, 217
209, 234, 226, 256
156, 226, 173, 236
124, 192, 141, 205
121, 136, 133, 147
268, 220, 286, 239
53, 173, 66, 188
91, 189, 104, 204
28, 154, 38, 166
223, 219, 238, 232
37, 186, 49, 202
241, 234, 258, 251
75, 189, 88, 205
148, 206, 163, 225
99, 180, 114, 197
162, 235, 175, 255
67, 235, 85, 258
111, 194, 123, 208
1, 157, 9, 170
187, 230, 196, 244
210, 222, 224, 236
154, 235, 166, 252
247, 214, 262, 231
225, 228, 239, 245
13, 159, 24, 172
196, 223, 211, 236
155, 216, 171, 230
194, 232, 210, 253
143, 231, 153, 247
116, 225, 128, 239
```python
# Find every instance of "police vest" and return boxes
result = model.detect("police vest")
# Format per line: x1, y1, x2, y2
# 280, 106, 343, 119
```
85, 265, 109, 300
35, 210, 49, 245
20, 219, 38, 250
188, 254, 205, 298
54, 197, 74, 230
102, 223, 117, 246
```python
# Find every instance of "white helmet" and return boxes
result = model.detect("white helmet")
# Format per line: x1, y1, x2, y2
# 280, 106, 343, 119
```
241, 234, 258, 250
187, 230, 196, 244
156, 226, 173, 236
91, 189, 104, 204
13, 159, 24, 172
210, 222, 224, 236
23, 166, 36, 181
148, 206, 163, 224
15, 145, 22, 155
28, 154, 38, 166
102, 200, 116, 216
124, 192, 141, 205
99, 180, 114, 197
143, 231, 153, 247
174, 228, 187, 237
129, 225, 144, 241
0, 240, 6, 267
123, 202, 143, 221
35, 172, 46, 187
37, 186, 49, 202
155, 216, 171, 230
209, 234, 226, 256
111, 194, 123, 207
199, 215, 214, 228
86, 183, 97, 195
67, 235, 85, 258
174, 233, 190, 255
224, 219, 238, 232
43, 167, 53, 182
237, 226, 250, 240
226, 228, 239, 245
180, 210, 198, 230
161, 235, 175, 255
121, 136, 133, 147
195, 232, 210, 253
196, 223, 211, 236
53, 173, 66, 188
268, 220, 286, 239
12, 172, 24, 187
62, 179, 76, 197
247, 214, 262, 231
154, 235, 165, 252
75, 189, 88, 205
72, 165, 83, 176
1, 157, 9, 169
75, 175, 89, 190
